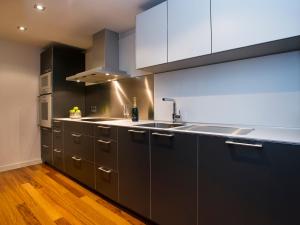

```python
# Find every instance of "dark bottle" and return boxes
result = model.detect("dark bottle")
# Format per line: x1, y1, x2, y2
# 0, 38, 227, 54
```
132, 97, 139, 122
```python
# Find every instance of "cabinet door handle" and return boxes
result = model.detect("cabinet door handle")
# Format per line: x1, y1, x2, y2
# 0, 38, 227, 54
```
98, 167, 112, 174
71, 156, 82, 161
42, 145, 49, 149
53, 149, 61, 153
152, 132, 174, 138
225, 140, 263, 149
97, 126, 110, 129
71, 133, 81, 138
97, 139, 111, 144
53, 130, 61, 133
128, 129, 146, 134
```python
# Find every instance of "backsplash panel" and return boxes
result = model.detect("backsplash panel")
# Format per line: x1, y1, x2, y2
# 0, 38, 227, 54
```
154, 51, 300, 128
85, 75, 154, 119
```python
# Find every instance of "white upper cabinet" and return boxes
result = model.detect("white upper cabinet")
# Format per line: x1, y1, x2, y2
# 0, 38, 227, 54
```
136, 2, 167, 69
168, 0, 211, 62
212, 0, 300, 53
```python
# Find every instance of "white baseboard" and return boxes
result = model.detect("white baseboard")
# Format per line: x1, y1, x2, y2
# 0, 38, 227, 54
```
0, 159, 42, 172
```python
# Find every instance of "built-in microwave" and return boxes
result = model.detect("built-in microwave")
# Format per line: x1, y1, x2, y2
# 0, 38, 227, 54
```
39, 94, 52, 128
39, 72, 52, 95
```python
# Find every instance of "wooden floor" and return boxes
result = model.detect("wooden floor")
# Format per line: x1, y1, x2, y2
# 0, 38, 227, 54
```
0, 164, 147, 225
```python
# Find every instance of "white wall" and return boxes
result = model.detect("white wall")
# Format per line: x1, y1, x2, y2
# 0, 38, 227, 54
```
154, 51, 300, 128
0, 39, 41, 171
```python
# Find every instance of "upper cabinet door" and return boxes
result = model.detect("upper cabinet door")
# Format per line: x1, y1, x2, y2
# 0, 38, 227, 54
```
168, 0, 211, 62
212, 0, 300, 53
136, 2, 167, 69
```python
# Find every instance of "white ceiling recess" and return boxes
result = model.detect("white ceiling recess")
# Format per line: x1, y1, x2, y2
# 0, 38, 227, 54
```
0, 0, 165, 48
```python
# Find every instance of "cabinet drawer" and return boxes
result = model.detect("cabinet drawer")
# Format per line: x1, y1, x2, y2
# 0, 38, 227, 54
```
53, 129, 63, 150
41, 127, 52, 146
95, 125, 117, 140
65, 154, 95, 188
53, 149, 64, 171
95, 165, 118, 201
52, 120, 63, 129
64, 121, 94, 136
64, 132, 94, 162
41, 144, 52, 164
95, 139, 117, 170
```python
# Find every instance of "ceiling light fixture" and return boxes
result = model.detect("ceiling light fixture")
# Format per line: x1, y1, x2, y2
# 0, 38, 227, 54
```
34, 3, 46, 11
17, 26, 27, 31
105, 73, 110, 76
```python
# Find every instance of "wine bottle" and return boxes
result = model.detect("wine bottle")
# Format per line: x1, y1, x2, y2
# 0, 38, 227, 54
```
132, 97, 139, 122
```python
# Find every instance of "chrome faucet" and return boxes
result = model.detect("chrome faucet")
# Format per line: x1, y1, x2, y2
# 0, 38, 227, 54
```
162, 98, 181, 123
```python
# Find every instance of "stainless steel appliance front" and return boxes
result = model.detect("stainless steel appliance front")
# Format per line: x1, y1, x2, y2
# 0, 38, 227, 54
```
39, 94, 52, 128
39, 72, 52, 95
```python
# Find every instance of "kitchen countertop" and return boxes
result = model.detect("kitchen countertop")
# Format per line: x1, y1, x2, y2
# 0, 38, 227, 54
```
54, 117, 300, 145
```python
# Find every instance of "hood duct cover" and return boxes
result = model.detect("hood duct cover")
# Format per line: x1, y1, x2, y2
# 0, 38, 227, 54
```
66, 29, 129, 85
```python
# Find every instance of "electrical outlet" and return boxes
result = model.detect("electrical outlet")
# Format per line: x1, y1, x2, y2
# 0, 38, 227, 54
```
90, 106, 97, 113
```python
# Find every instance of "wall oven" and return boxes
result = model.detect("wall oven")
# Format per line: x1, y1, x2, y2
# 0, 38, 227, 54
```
39, 94, 52, 128
39, 72, 52, 95
39, 72, 53, 128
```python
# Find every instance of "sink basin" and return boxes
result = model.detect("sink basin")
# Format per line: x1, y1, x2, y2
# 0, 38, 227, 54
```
175, 125, 254, 135
135, 122, 185, 129
80, 118, 118, 122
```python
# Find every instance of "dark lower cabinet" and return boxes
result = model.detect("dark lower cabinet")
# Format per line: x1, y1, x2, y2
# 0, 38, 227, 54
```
65, 153, 95, 188
41, 121, 300, 225
268, 141, 300, 225
151, 131, 197, 225
118, 127, 150, 218
198, 135, 300, 225
41, 127, 53, 164
95, 165, 118, 201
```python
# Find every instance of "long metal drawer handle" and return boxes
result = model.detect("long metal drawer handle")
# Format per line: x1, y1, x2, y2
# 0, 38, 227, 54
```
71, 133, 82, 138
53, 130, 61, 133
97, 126, 110, 129
53, 121, 61, 124
53, 149, 61, 153
98, 167, 112, 174
225, 140, 263, 149
128, 130, 146, 134
152, 132, 174, 138
42, 145, 49, 148
97, 139, 111, 144
71, 156, 82, 161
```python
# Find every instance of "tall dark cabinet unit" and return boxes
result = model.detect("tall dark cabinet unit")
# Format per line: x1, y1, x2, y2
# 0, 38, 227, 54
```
40, 44, 85, 166
46, 45, 85, 118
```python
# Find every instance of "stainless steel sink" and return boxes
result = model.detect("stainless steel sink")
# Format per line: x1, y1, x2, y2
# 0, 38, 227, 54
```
135, 122, 186, 129
175, 125, 254, 135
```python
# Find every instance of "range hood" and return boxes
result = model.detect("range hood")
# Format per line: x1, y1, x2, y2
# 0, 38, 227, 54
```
66, 29, 129, 85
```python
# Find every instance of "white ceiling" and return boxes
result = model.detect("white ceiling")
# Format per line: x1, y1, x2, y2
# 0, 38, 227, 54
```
0, 0, 164, 49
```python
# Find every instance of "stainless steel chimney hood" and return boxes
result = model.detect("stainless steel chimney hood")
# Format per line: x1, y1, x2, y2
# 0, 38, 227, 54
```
66, 29, 129, 85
